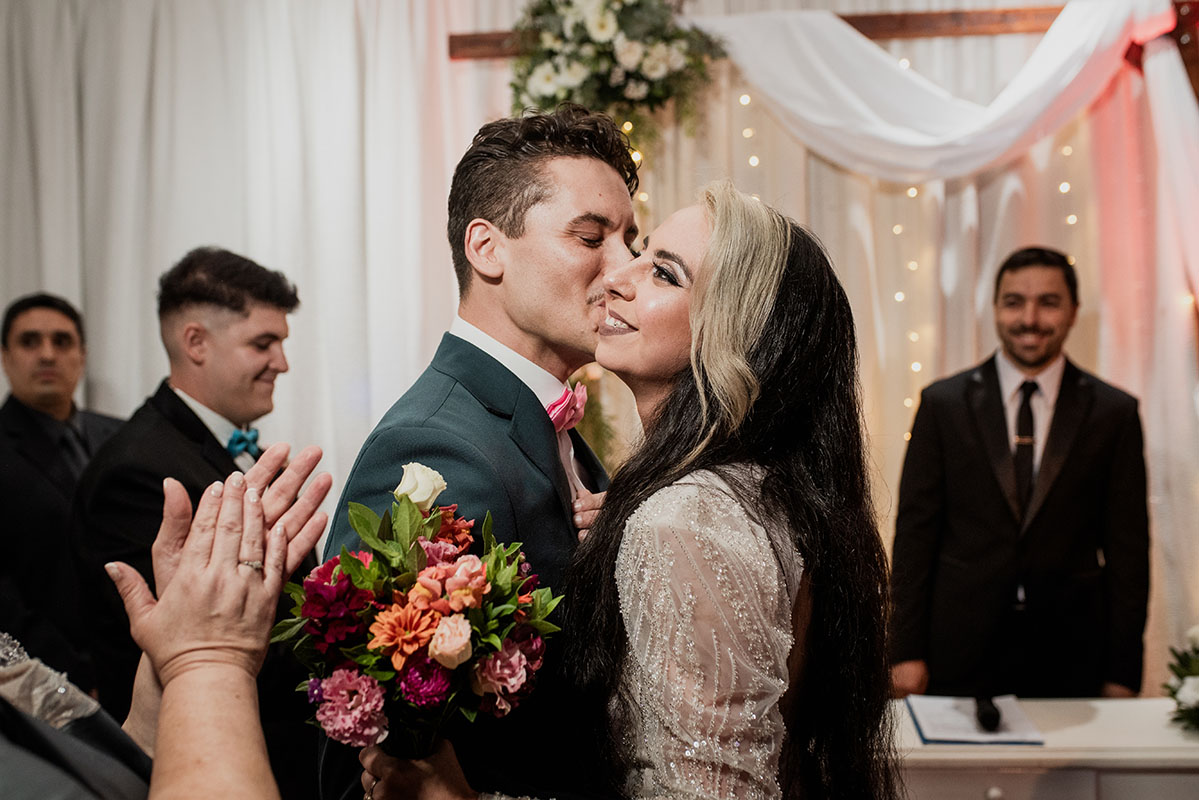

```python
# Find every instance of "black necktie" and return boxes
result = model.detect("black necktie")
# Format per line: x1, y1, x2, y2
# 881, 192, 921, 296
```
1014, 380, 1038, 516
60, 426, 90, 481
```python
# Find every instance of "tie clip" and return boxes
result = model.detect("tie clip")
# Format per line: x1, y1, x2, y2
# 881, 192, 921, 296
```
1014, 435, 1035, 445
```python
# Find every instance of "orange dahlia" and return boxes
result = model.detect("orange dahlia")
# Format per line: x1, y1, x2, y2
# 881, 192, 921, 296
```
368, 603, 441, 671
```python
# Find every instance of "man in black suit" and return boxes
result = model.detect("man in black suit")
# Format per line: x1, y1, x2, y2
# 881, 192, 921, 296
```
320, 106, 638, 800
890, 247, 1149, 700
72, 247, 318, 798
0, 293, 122, 685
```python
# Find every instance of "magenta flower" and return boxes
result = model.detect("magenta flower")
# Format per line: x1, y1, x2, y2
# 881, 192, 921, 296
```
398, 653, 453, 709
510, 626, 545, 673
314, 668, 387, 747
301, 554, 375, 654
417, 536, 460, 568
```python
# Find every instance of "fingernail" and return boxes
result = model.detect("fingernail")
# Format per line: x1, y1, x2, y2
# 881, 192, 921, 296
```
229, 472, 245, 487
573, 501, 582, 510
274, 524, 286, 537
211, 481, 224, 497
573, 514, 583, 526
246, 487, 260, 504
104, 563, 120, 580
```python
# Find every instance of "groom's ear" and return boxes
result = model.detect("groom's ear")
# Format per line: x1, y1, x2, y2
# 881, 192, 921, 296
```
464, 218, 506, 281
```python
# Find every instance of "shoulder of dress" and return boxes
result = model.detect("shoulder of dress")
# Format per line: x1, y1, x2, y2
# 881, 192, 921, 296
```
630, 470, 754, 538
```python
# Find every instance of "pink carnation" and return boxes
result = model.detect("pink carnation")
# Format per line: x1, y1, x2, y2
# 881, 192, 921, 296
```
472, 639, 527, 699
428, 613, 473, 669
418, 536, 460, 568
314, 668, 387, 747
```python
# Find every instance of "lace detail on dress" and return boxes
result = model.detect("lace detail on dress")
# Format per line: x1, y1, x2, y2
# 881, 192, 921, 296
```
615, 470, 800, 800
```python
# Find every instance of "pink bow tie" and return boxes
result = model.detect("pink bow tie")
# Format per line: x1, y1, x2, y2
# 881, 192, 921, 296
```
546, 383, 587, 433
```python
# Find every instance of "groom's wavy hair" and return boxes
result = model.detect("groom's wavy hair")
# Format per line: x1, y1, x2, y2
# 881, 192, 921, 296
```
563, 182, 899, 799
446, 104, 639, 297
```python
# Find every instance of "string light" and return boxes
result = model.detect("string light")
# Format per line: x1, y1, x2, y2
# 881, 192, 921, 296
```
903, 397, 914, 408
621, 121, 634, 133
751, 194, 761, 201
908, 331, 919, 342
1067, 255, 1076, 265
907, 260, 918, 271
893, 224, 904, 235
1061, 145, 1073, 156
907, 187, 919, 198
898, 58, 911, 69
1059, 182, 1071, 194
1066, 214, 1078, 225
637, 191, 649, 202
742, 127, 754, 138
748, 155, 760, 167
1184, 293, 1196, 307
739, 94, 752, 105
894, 291, 906, 302
911, 362, 922, 372
631, 151, 642, 163
903, 432, 912, 441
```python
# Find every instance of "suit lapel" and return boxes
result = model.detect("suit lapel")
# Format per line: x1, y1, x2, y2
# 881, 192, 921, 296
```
431, 335, 575, 518
147, 381, 239, 477
967, 359, 1022, 523
0, 396, 76, 498
570, 428, 610, 492
1021, 360, 1091, 533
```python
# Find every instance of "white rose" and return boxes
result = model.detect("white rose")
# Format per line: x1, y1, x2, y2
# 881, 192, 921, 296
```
613, 34, 645, 72
1176, 675, 1199, 708
540, 31, 563, 51
1186, 624, 1199, 650
393, 462, 447, 512
609, 66, 626, 86
558, 60, 590, 89
1167, 674, 1182, 691
667, 41, 687, 71
585, 9, 619, 43
527, 61, 561, 98
623, 79, 648, 100
579, 43, 596, 59
639, 41, 671, 80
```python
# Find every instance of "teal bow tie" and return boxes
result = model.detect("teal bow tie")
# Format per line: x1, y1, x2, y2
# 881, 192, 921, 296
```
227, 428, 262, 459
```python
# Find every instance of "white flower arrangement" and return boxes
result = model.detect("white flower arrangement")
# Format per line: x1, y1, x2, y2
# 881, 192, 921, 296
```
511, 0, 724, 148
1165, 623, 1199, 731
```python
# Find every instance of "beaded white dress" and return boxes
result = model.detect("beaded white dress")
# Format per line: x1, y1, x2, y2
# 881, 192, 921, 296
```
487, 469, 802, 799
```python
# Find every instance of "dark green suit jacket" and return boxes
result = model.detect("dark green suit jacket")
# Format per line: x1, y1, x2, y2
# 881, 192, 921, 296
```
320, 333, 610, 800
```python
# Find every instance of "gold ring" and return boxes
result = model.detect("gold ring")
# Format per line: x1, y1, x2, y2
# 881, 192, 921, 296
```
366, 775, 379, 800
238, 560, 264, 571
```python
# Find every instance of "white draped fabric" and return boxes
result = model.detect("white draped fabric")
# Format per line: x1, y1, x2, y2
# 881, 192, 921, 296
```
2, 0, 1196, 692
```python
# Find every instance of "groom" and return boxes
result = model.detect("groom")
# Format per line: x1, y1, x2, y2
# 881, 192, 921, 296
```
319, 105, 639, 799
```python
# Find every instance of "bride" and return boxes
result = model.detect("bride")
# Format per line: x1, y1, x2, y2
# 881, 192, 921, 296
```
361, 181, 898, 799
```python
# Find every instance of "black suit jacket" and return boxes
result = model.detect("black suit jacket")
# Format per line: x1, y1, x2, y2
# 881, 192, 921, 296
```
319, 334, 611, 800
71, 380, 318, 799
890, 357, 1149, 697
0, 395, 122, 685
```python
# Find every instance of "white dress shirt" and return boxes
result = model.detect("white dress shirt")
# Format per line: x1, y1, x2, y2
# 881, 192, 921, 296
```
449, 317, 588, 501
172, 386, 258, 472
995, 349, 1066, 478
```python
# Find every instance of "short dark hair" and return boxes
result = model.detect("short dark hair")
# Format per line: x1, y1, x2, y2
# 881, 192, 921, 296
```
157, 247, 299, 318
446, 104, 639, 296
993, 246, 1078, 305
2, 293, 85, 348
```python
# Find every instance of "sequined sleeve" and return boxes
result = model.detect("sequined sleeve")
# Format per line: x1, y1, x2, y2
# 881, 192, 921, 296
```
614, 472, 798, 800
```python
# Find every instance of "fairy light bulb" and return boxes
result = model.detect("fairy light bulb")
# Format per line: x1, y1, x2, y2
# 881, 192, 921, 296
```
742, 127, 754, 138
894, 292, 905, 302
748, 155, 760, 167
907, 187, 919, 198
739, 94, 751, 106
893, 224, 904, 235
1059, 182, 1071, 194
621, 121, 634, 133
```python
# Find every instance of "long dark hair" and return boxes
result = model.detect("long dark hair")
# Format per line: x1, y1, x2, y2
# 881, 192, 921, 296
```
562, 183, 898, 798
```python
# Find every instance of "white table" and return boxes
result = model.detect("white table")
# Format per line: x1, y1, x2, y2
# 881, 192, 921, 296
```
895, 698, 1199, 799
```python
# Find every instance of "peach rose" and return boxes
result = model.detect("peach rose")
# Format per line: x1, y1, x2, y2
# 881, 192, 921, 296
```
428, 614, 473, 669
444, 555, 489, 612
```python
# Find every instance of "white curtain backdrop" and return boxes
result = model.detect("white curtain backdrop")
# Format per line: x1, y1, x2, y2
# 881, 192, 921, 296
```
2, 0, 1196, 692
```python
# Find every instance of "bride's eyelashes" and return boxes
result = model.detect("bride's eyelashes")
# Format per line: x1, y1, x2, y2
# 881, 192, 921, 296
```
652, 264, 681, 287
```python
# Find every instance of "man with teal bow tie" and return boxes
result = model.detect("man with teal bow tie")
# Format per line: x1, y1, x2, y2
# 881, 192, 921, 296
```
70, 246, 321, 799
319, 105, 640, 800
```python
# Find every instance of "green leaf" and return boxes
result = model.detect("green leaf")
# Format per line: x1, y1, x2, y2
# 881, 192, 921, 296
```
460, 706, 477, 723
347, 502, 383, 541
295, 679, 311, 693
482, 633, 503, 651
270, 616, 308, 643
338, 546, 372, 587
284, 581, 306, 604
523, 618, 561, 635
481, 512, 495, 552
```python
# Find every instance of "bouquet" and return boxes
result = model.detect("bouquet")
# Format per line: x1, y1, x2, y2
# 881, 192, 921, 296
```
511, 0, 724, 150
1164, 624, 1199, 731
271, 463, 563, 756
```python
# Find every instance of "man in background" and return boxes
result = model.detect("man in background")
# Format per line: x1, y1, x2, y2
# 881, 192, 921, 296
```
0, 293, 122, 685
71, 247, 317, 799
890, 247, 1149, 700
